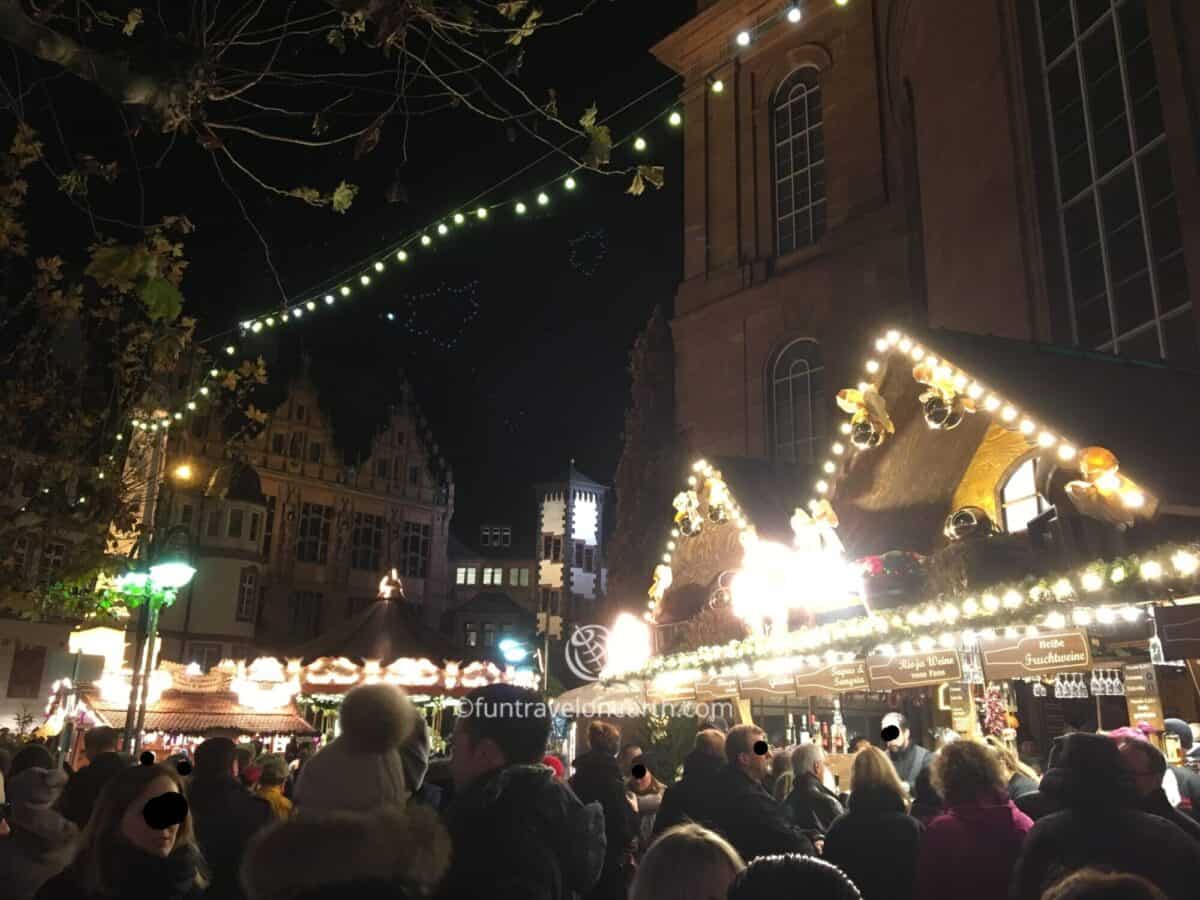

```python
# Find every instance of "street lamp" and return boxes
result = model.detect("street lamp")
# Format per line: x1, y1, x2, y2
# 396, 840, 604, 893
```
499, 638, 530, 664
118, 538, 196, 752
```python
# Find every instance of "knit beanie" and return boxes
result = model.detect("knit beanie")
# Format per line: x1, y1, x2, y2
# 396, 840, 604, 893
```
1164, 718, 1193, 751
295, 683, 417, 815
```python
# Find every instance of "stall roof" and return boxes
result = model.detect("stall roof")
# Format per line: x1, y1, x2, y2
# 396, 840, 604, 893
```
88, 691, 316, 736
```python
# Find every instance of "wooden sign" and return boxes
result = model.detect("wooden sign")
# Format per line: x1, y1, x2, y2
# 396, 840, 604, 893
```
1124, 663, 1166, 733
944, 683, 977, 735
1156, 604, 1200, 662
738, 672, 801, 701
645, 676, 696, 704
980, 628, 1091, 680
693, 674, 741, 702
867, 651, 962, 690
793, 659, 870, 695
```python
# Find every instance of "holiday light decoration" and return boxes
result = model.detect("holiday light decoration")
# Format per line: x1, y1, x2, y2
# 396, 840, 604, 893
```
232, 657, 301, 712
602, 613, 654, 678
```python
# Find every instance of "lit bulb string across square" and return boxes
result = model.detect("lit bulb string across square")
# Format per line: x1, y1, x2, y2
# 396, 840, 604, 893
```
621, 541, 1200, 685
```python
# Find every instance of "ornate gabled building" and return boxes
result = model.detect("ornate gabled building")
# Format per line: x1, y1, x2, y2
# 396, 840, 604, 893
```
159, 373, 454, 666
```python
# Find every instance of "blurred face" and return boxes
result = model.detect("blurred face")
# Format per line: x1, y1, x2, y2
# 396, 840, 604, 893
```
450, 719, 503, 789
739, 731, 771, 781
882, 714, 909, 752
1119, 743, 1160, 799
121, 776, 181, 858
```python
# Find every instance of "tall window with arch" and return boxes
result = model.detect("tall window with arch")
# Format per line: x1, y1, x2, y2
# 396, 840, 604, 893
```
774, 67, 826, 255
1000, 457, 1050, 533
771, 339, 824, 463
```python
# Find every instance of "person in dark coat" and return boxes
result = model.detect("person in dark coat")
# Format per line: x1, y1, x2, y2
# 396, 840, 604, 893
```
0, 767, 78, 900
187, 737, 273, 900
782, 743, 843, 837
1164, 718, 1200, 819
881, 713, 932, 794
824, 746, 923, 900
58, 727, 130, 829
914, 740, 1032, 900
569, 720, 639, 900
439, 684, 604, 900
699, 725, 814, 863
651, 729, 725, 838
1014, 735, 1069, 822
1010, 732, 1200, 900
1118, 737, 1200, 842
35, 762, 205, 900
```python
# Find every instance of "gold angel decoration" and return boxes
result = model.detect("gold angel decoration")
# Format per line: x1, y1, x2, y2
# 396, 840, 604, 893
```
673, 489, 703, 537
791, 499, 844, 556
913, 361, 976, 430
648, 563, 673, 603
1064, 446, 1153, 528
836, 385, 895, 449
704, 472, 731, 524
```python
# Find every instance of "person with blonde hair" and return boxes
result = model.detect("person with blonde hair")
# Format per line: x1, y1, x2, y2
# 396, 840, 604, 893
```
35, 763, 206, 900
915, 740, 1032, 900
984, 735, 1040, 800
823, 746, 922, 900
629, 823, 745, 900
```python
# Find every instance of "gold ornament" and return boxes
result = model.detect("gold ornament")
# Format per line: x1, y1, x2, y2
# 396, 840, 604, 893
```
649, 563, 673, 602
1065, 446, 1151, 528
836, 386, 894, 449
914, 361, 976, 431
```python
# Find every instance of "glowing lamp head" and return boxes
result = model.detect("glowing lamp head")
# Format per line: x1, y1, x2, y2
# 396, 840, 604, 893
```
149, 559, 196, 590
498, 639, 529, 664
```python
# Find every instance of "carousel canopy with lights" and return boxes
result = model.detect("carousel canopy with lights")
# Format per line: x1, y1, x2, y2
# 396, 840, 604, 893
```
608, 326, 1200, 694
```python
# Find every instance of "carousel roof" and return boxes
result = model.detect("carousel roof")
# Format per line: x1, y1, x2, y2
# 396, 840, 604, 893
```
292, 597, 501, 666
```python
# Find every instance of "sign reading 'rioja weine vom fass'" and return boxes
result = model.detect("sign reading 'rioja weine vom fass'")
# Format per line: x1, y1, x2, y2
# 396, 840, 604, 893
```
979, 628, 1091, 680
866, 651, 962, 690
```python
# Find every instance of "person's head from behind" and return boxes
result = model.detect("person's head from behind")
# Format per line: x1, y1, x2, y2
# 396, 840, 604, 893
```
235, 745, 254, 773
257, 754, 289, 788
630, 824, 745, 900
194, 737, 238, 781
849, 736, 871, 754
791, 743, 825, 783
451, 685, 548, 789
1118, 738, 1167, 800
881, 712, 910, 752
1041, 868, 1166, 900
931, 740, 1006, 806
728, 853, 862, 900
9, 742, 54, 778
694, 728, 725, 760
850, 745, 908, 807
726, 725, 770, 781
770, 746, 793, 780
84, 726, 119, 761
588, 721, 621, 758
76, 762, 202, 892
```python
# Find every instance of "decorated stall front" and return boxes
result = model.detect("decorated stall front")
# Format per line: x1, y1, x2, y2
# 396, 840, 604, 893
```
578, 326, 1200, 771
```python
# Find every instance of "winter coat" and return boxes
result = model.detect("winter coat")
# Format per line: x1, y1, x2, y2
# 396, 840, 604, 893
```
782, 771, 845, 836
569, 748, 639, 900
697, 765, 815, 863
1010, 733, 1200, 900
35, 842, 205, 900
1142, 786, 1200, 842
57, 752, 131, 829
913, 790, 1031, 900
256, 784, 293, 821
1006, 772, 1039, 801
241, 804, 450, 900
888, 742, 932, 792
650, 749, 724, 838
823, 785, 923, 900
439, 764, 605, 900
0, 819, 77, 900
188, 774, 273, 900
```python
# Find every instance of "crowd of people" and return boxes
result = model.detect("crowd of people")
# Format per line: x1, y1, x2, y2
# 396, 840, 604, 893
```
1, 688, 1200, 899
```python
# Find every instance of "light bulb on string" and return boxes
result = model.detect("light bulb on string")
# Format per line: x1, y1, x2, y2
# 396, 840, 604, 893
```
787, 5, 802, 23
565, 176, 577, 190
360, 275, 371, 286
421, 234, 432, 246
340, 286, 351, 296
224, 345, 236, 356
537, 192, 550, 206
634, 137, 647, 152
668, 110, 682, 127
374, 261, 384, 273
437, 223, 449, 236
735, 30, 751, 47
476, 207, 488, 219
516, 201, 527, 214
324, 294, 334, 305
251, 322, 263, 333
711, 79, 724, 94
453, 213, 465, 225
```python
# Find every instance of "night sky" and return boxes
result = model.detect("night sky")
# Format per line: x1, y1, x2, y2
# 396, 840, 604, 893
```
18, 2, 693, 540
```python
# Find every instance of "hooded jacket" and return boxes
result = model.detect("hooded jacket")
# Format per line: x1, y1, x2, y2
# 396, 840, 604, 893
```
913, 789, 1032, 900
439, 764, 605, 900
1011, 733, 1200, 900
782, 771, 845, 836
569, 748, 639, 900
823, 785, 923, 900
651, 748, 724, 838
241, 805, 450, 900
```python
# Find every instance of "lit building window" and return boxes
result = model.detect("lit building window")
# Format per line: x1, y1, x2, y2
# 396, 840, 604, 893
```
774, 67, 826, 255
771, 338, 824, 463
1000, 457, 1049, 533
236, 569, 257, 622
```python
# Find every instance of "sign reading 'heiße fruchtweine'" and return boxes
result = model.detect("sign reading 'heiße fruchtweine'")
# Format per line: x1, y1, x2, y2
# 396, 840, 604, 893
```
979, 628, 1092, 680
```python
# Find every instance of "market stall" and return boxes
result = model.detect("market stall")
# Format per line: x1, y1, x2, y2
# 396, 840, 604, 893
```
584, 326, 1200, 772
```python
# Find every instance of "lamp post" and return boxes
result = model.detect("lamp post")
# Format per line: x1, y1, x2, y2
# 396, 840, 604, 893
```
117, 532, 196, 753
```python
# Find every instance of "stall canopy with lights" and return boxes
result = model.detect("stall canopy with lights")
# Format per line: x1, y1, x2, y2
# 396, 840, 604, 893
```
611, 326, 1200, 708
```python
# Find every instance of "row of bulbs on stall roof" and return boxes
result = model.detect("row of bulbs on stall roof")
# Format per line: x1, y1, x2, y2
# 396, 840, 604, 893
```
641, 547, 1199, 670
710, 1, 853, 95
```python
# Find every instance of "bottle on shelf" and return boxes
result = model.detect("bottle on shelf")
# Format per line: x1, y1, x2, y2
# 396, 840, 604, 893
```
820, 719, 831, 752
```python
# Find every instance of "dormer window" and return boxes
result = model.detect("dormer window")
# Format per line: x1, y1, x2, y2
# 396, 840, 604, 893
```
1000, 457, 1050, 533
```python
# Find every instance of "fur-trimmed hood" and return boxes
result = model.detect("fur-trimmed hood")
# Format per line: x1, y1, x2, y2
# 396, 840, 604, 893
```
241, 805, 451, 900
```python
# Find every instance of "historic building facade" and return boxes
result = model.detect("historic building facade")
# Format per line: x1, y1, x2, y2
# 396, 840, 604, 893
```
652, 0, 1200, 461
